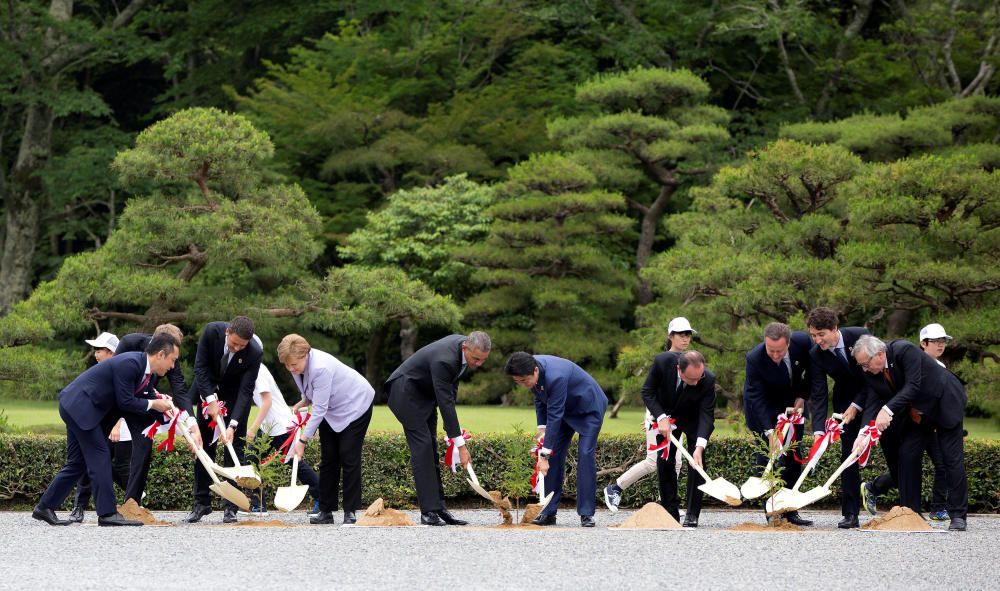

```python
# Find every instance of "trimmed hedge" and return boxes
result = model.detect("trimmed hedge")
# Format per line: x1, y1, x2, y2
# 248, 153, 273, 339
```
2, 432, 998, 512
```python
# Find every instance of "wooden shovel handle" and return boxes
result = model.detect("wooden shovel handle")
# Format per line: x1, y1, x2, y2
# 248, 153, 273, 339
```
170, 406, 223, 485
667, 431, 711, 482
823, 434, 869, 488
289, 429, 301, 487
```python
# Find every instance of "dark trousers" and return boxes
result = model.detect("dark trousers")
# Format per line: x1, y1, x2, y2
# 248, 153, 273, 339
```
317, 404, 372, 513
752, 424, 804, 503
540, 410, 605, 518
42, 406, 118, 517
874, 415, 925, 513
656, 426, 705, 522
73, 413, 131, 509
836, 416, 862, 517
870, 429, 948, 513
192, 403, 248, 510
245, 430, 321, 508
388, 384, 449, 513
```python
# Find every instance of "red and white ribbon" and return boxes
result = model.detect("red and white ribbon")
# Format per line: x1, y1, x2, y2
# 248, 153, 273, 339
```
529, 435, 545, 495
444, 429, 472, 473
647, 417, 677, 460
857, 421, 882, 467
261, 411, 311, 466
144, 406, 190, 454
775, 411, 804, 448
201, 400, 227, 444
801, 417, 843, 464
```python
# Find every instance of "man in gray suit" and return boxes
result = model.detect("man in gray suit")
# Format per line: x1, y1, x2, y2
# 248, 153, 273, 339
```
386, 331, 491, 526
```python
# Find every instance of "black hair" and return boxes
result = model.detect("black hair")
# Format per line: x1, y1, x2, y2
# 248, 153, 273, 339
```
146, 333, 179, 357
228, 316, 255, 340
504, 351, 538, 377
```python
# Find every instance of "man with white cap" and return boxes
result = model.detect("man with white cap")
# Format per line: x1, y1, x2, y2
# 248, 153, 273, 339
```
603, 317, 696, 514
69, 332, 132, 523
861, 323, 954, 520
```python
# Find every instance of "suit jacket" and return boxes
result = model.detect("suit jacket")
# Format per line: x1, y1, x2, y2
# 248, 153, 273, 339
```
641, 352, 715, 441
385, 334, 468, 438
532, 355, 608, 444
861, 339, 967, 429
189, 321, 262, 425
116, 332, 188, 404
808, 326, 869, 433
59, 352, 155, 431
744, 331, 812, 433
296, 348, 375, 437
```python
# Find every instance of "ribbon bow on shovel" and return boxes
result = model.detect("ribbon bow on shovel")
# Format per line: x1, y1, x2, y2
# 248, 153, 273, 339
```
262, 411, 311, 466
647, 417, 677, 460
529, 435, 555, 510
766, 413, 844, 514
741, 407, 802, 500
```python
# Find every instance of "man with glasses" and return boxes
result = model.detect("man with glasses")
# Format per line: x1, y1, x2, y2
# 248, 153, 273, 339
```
851, 335, 969, 531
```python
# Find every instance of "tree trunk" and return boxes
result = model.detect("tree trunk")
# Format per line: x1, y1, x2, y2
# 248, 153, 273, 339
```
635, 185, 674, 306
814, 0, 874, 119
399, 316, 418, 360
885, 309, 912, 338
366, 326, 388, 402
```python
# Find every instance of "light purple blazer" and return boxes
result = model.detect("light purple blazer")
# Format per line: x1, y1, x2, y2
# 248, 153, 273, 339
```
294, 349, 374, 437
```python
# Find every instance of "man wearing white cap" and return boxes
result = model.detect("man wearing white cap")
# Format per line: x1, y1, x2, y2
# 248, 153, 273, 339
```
70, 332, 132, 522
603, 317, 696, 514
861, 323, 954, 521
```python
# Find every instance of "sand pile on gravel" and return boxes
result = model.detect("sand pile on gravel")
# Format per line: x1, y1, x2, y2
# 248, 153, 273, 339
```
233, 520, 293, 527
520, 503, 543, 525
611, 503, 682, 529
728, 519, 803, 532
488, 491, 513, 524
356, 498, 416, 526
117, 499, 171, 526
861, 506, 932, 531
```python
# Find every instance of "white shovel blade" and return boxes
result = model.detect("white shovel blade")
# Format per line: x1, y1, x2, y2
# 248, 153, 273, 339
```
273, 484, 309, 512
740, 476, 770, 500
234, 466, 262, 490
700, 478, 743, 506
537, 491, 555, 511
783, 486, 831, 512
765, 488, 796, 514
210, 481, 251, 511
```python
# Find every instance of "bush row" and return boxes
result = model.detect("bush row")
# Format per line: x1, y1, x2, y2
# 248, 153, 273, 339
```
2, 432, 997, 513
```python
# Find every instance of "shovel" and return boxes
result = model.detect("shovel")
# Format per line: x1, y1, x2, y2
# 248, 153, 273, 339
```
220, 441, 261, 490
667, 430, 742, 506
535, 468, 555, 512
174, 407, 251, 511
741, 407, 798, 500
273, 429, 309, 512
766, 413, 844, 514
465, 463, 498, 503
777, 432, 872, 512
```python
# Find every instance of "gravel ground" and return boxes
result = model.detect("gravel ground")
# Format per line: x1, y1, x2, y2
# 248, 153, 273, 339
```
1, 507, 995, 590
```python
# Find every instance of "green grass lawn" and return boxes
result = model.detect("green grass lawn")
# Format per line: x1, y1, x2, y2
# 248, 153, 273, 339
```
4, 397, 998, 439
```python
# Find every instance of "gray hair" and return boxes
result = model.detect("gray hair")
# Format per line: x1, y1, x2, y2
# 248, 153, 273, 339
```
465, 331, 492, 352
851, 334, 886, 359
763, 322, 791, 342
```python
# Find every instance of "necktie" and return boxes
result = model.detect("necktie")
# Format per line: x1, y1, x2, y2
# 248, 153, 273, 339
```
135, 372, 151, 396
220, 348, 231, 374
836, 347, 849, 367
783, 357, 792, 381
882, 368, 895, 390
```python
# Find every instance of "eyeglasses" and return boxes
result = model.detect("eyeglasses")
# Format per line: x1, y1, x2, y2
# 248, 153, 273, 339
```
924, 338, 948, 345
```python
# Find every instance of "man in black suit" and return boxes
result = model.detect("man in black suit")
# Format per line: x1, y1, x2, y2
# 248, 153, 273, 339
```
386, 331, 491, 526
181, 316, 262, 524
33, 334, 178, 526
641, 350, 715, 527
851, 335, 969, 531
805, 307, 868, 528
111, 324, 191, 507
744, 322, 813, 526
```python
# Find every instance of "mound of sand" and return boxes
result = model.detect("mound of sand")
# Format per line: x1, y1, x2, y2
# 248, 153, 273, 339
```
356, 498, 416, 526
861, 506, 933, 531
611, 503, 682, 529
117, 499, 171, 526
728, 519, 803, 532
488, 491, 513, 524
520, 503, 543, 525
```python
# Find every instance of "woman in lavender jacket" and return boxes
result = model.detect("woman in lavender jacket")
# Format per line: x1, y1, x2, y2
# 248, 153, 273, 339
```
279, 334, 374, 525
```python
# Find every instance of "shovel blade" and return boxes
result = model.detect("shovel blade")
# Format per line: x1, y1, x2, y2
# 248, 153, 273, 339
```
210, 481, 251, 511
765, 488, 796, 514
273, 484, 309, 512
782, 486, 831, 512
700, 478, 742, 506
234, 466, 262, 490
740, 476, 769, 500
537, 491, 555, 512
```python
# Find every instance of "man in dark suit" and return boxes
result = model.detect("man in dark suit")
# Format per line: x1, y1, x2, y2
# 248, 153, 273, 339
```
806, 307, 868, 528
33, 334, 178, 526
851, 335, 969, 531
505, 352, 608, 527
642, 350, 715, 527
386, 331, 492, 526
111, 324, 191, 507
744, 322, 813, 526
180, 316, 262, 524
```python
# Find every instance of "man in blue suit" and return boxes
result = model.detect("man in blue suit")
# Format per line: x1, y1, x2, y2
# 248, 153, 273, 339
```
744, 322, 813, 526
505, 352, 608, 527
33, 334, 179, 526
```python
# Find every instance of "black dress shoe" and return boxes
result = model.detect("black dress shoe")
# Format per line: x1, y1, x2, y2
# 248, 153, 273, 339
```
580, 515, 596, 527
437, 509, 468, 526
785, 511, 814, 527
532, 513, 557, 526
223, 507, 238, 523
309, 511, 335, 525
948, 517, 967, 531
682, 515, 699, 528
420, 512, 446, 526
182, 504, 213, 523
838, 515, 860, 529
32, 503, 71, 526
343, 511, 357, 525
68, 505, 85, 523
98, 512, 143, 526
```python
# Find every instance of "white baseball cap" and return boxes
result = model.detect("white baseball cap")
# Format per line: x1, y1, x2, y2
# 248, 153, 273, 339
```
85, 332, 120, 352
919, 323, 952, 341
667, 317, 697, 334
